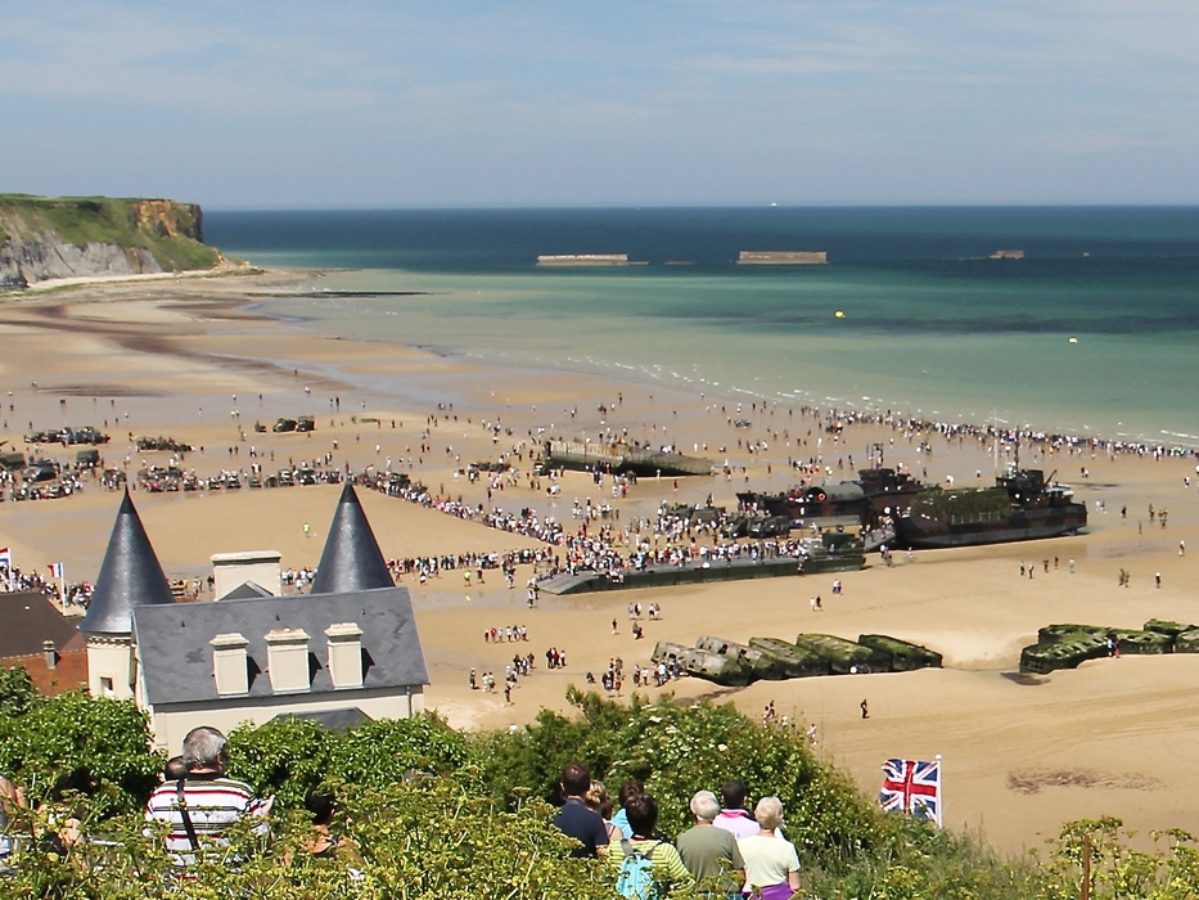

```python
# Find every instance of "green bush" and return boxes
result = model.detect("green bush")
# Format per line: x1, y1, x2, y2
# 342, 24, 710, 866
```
5, 681, 1199, 897
0, 689, 162, 817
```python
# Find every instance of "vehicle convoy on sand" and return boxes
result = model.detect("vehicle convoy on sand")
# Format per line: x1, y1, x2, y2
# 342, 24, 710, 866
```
24, 425, 110, 445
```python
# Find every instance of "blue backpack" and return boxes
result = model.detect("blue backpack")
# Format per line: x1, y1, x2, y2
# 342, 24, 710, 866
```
616, 839, 662, 900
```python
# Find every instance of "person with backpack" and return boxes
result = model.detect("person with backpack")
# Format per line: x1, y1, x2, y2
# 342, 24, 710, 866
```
610, 778, 644, 839
608, 792, 693, 899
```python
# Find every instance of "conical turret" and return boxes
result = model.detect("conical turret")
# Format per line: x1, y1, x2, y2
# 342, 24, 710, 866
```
80, 491, 175, 636
310, 483, 393, 595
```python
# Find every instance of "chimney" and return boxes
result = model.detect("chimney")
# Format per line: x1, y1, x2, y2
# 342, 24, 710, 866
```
325, 622, 364, 689
265, 628, 311, 693
210, 633, 250, 695
42, 640, 57, 671
211, 550, 283, 600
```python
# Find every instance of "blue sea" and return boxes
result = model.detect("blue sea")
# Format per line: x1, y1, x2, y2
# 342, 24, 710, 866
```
204, 207, 1199, 446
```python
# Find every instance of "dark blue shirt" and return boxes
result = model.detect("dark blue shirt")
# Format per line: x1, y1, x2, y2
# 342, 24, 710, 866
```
551, 797, 609, 858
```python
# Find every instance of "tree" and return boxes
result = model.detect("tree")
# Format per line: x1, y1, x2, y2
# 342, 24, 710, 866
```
0, 663, 35, 717
0, 690, 162, 817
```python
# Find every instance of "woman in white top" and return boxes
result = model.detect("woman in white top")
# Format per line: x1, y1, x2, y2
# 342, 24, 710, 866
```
736, 796, 801, 900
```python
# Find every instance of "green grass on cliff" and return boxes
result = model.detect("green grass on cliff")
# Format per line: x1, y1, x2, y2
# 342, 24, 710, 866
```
0, 194, 220, 271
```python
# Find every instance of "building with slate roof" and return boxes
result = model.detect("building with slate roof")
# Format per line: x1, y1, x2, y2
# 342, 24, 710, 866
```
310, 483, 395, 594
82, 485, 428, 750
80, 491, 175, 700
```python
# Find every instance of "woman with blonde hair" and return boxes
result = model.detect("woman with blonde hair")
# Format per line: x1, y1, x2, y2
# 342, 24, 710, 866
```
736, 796, 801, 899
583, 780, 622, 845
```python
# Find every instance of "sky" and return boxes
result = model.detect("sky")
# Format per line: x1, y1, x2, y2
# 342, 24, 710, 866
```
3, 1, 1198, 209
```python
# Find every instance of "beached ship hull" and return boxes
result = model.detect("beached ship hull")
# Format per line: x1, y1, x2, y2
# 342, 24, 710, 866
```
892, 508, 1087, 548
738, 468, 927, 529
890, 468, 1086, 550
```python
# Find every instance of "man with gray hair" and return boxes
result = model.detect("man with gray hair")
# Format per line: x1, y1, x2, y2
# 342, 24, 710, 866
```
145, 726, 272, 870
676, 789, 745, 897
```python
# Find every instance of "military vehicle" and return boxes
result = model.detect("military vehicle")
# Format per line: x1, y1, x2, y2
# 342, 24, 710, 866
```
296, 416, 316, 432
135, 435, 192, 452
22, 460, 59, 483
794, 531, 867, 574
273, 418, 298, 433
747, 515, 792, 538
75, 448, 101, 468
61, 426, 109, 445
0, 450, 26, 472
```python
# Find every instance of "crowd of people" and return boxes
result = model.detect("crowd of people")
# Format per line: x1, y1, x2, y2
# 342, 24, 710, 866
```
552, 761, 802, 898
0, 565, 93, 610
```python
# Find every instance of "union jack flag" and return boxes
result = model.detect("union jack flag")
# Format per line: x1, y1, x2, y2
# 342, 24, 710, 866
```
880, 757, 942, 826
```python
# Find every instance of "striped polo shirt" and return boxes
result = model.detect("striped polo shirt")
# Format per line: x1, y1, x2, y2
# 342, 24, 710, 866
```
145, 776, 269, 868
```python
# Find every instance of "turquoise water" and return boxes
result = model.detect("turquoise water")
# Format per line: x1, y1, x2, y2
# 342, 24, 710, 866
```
205, 207, 1199, 445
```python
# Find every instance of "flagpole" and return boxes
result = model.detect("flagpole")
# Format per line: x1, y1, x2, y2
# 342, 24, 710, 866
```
58, 564, 67, 616
935, 753, 944, 828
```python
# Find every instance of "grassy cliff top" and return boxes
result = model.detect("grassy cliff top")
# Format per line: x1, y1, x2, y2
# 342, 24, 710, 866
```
0, 193, 220, 271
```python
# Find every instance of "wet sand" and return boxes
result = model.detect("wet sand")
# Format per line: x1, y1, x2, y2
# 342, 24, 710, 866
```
1, 268, 1197, 856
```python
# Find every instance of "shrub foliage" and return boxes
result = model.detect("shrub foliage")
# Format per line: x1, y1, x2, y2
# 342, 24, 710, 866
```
1, 677, 1197, 897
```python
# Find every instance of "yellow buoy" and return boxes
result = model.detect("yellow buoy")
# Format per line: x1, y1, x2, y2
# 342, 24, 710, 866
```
1068, 336, 1078, 344
834, 310, 845, 319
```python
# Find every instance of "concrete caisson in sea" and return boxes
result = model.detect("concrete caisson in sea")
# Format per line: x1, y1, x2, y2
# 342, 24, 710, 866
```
535, 253, 631, 267
737, 250, 828, 265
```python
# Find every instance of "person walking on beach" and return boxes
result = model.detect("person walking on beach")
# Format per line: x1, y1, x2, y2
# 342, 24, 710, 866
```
860, 699, 869, 720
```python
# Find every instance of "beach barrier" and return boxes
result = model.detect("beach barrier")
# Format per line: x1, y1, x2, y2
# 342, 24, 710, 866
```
857, 634, 944, 671
656, 632, 943, 686
1174, 629, 1199, 654
747, 637, 830, 679
794, 633, 891, 675
536, 555, 800, 595
1021, 620, 1184, 674
543, 440, 713, 476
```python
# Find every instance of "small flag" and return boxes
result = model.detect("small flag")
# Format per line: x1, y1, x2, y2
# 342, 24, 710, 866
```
880, 757, 942, 826
48, 562, 65, 580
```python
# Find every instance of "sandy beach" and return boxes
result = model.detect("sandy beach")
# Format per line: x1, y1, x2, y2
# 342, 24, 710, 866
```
2, 268, 1197, 857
